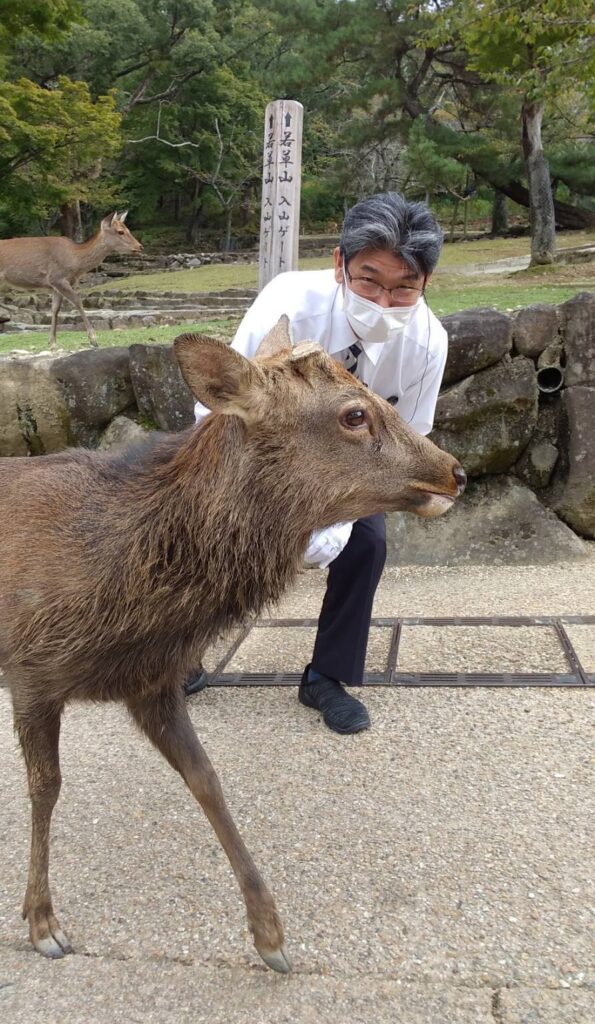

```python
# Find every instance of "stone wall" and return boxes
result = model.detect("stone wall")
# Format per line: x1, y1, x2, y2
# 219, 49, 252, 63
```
391, 292, 594, 564
0, 293, 593, 564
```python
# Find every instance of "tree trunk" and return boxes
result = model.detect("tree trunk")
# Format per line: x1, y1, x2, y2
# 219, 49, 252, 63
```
186, 210, 201, 247
74, 200, 83, 243
239, 185, 252, 227
449, 199, 459, 242
424, 120, 595, 229
185, 179, 206, 246
223, 207, 233, 253
494, 178, 594, 230
59, 201, 83, 241
490, 190, 508, 236
521, 99, 556, 265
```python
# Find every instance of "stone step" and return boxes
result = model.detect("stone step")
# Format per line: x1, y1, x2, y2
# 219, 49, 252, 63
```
84, 295, 254, 311
90, 287, 257, 300
13, 307, 245, 331
8, 289, 256, 313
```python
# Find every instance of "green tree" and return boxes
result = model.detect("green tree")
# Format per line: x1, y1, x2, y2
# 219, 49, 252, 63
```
260, 0, 594, 233
0, 0, 80, 47
426, 0, 595, 263
4, 0, 277, 240
0, 76, 121, 230
124, 64, 266, 247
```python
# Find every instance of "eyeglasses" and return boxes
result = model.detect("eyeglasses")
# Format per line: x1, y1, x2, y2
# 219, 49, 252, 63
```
345, 267, 423, 306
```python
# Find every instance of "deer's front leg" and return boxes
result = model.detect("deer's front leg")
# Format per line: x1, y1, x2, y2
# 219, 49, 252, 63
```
49, 290, 63, 350
16, 702, 73, 958
126, 688, 290, 973
53, 279, 98, 347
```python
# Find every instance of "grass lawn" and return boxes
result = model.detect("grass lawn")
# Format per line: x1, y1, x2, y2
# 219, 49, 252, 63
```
427, 264, 595, 317
0, 318, 238, 357
91, 229, 595, 295
1, 230, 593, 356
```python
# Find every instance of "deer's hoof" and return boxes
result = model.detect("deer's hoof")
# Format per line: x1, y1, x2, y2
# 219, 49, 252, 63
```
30, 916, 74, 958
257, 944, 292, 974
34, 932, 74, 958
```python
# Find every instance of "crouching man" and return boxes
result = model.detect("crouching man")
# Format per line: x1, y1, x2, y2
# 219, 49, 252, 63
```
187, 191, 448, 735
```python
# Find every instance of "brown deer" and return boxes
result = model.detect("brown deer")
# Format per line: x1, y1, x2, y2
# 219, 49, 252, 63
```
0, 318, 465, 973
0, 212, 142, 350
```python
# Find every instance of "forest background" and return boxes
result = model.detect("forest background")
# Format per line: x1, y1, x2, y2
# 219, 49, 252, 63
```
0, 0, 593, 261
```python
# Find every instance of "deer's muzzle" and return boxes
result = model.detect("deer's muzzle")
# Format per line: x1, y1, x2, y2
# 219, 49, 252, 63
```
409, 463, 467, 518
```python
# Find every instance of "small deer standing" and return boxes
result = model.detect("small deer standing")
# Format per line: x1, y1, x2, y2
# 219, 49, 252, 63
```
0, 212, 142, 350
0, 319, 466, 972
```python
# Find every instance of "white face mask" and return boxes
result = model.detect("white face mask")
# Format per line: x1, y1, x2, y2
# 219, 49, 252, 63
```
342, 279, 422, 344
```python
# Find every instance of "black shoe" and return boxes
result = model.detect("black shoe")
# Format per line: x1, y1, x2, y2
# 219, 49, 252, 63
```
298, 664, 370, 735
184, 665, 208, 696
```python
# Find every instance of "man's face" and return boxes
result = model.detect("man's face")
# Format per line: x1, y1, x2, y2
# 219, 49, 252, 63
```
333, 247, 430, 308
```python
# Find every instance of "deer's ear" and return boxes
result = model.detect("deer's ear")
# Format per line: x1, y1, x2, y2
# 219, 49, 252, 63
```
101, 212, 116, 230
118, 210, 129, 223
254, 314, 293, 358
174, 334, 266, 421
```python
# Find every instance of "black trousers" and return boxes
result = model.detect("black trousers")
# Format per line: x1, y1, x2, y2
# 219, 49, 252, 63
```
311, 513, 387, 686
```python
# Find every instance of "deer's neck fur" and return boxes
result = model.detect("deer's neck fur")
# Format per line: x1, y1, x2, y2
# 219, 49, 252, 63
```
17, 416, 320, 695
71, 230, 116, 274
119, 416, 316, 641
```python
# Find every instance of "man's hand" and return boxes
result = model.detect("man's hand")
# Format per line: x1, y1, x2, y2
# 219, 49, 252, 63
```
304, 522, 354, 568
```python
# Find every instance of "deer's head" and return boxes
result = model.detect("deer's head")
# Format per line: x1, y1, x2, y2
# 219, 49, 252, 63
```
174, 319, 465, 527
100, 212, 143, 254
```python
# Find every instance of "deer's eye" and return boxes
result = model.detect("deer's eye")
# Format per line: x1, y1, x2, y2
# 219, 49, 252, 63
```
342, 409, 367, 429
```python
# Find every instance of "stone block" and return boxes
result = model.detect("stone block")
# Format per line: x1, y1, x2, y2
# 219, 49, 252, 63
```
431, 356, 538, 476
51, 347, 134, 447
0, 355, 71, 456
98, 415, 149, 452
129, 343, 195, 432
561, 291, 595, 386
513, 304, 561, 358
440, 308, 513, 385
548, 386, 595, 537
514, 439, 559, 490
386, 476, 589, 566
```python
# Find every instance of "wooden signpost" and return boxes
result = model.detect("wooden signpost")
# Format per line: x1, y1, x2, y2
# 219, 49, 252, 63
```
258, 99, 304, 292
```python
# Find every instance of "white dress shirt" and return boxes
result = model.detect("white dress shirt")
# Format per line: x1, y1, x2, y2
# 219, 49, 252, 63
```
193, 268, 448, 566
212, 268, 447, 435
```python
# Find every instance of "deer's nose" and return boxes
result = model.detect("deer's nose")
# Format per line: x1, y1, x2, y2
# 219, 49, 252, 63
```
453, 465, 467, 494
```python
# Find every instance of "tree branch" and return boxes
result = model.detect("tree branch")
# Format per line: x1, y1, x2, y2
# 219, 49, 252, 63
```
122, 29, 274, 112
126, 102, 201, 148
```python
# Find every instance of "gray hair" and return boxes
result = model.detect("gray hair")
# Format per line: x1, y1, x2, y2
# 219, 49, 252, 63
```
340, 192, 443, 277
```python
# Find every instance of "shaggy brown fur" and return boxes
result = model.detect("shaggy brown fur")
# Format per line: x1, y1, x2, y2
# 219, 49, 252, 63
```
0, 321, 464, 972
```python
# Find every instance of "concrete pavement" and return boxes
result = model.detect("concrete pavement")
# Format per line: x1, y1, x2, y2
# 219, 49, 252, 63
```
1, 557, 594, 1023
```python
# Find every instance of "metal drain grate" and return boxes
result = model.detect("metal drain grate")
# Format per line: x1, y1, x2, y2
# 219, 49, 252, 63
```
203, 615, 594, 689
390, 672, 585, 688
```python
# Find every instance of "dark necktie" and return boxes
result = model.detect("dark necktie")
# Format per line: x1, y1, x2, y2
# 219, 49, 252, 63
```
341, 341, 362, 377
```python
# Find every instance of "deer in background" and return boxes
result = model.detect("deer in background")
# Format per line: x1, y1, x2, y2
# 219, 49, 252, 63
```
0, 212, 142, 350
0, 318, 466, 973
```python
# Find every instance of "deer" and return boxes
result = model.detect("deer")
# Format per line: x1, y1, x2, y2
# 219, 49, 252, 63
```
0, 212, 142, 350
0, 317, 466, 973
